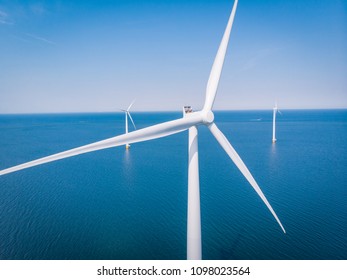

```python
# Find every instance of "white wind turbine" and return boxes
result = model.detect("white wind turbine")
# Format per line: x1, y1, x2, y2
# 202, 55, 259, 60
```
272, 101, 281, 143
0, 0, 285, 260
119, 100, 136, 149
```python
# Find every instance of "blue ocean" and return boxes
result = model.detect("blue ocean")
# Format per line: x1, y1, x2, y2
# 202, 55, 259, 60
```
0, 110, 346, 260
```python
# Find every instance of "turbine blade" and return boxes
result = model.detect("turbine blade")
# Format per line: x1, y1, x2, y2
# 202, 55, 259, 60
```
208, 122, 286, 233
127, 112, 136, 130
203, 0, 238, 112
0, 113, 204, 177
127, 99, 136, 112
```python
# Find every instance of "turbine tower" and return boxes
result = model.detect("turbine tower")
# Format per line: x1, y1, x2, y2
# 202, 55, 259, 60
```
272, 102, 278, 143
0, 0, 285, 260
119, 100, 136, 149
272, 102, 281, 143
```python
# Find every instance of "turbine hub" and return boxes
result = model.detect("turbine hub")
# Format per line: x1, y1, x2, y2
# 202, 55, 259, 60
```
202, 110, 214, 125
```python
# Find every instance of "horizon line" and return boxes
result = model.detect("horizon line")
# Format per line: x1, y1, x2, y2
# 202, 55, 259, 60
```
1, 107, 347, 116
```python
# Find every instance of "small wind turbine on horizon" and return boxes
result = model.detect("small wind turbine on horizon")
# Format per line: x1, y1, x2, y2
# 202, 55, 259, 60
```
272, 101, 281, 143
119, 100, 136, 149
0, 0, 285, 260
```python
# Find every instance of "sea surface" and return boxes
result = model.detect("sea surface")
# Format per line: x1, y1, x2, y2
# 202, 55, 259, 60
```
0, 110, 346, 260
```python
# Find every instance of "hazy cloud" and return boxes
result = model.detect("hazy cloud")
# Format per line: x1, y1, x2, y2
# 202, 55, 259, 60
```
0, 9, 13, 25
30, 3, 46, 16
242, 47, 281, 71
26, 33, 56, 45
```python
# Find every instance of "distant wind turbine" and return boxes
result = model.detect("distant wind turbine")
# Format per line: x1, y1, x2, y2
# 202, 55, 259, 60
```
0, 0, 285, 260
119, 100, 136, 149
272, 102, 281, 143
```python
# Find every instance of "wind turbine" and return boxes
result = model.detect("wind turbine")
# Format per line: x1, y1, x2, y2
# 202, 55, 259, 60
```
0, 0, 285, 260
272, 101, 281, 143
119, 100, 136, 149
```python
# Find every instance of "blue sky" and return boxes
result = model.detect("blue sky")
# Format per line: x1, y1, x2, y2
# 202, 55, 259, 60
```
0, 0, 346, 113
